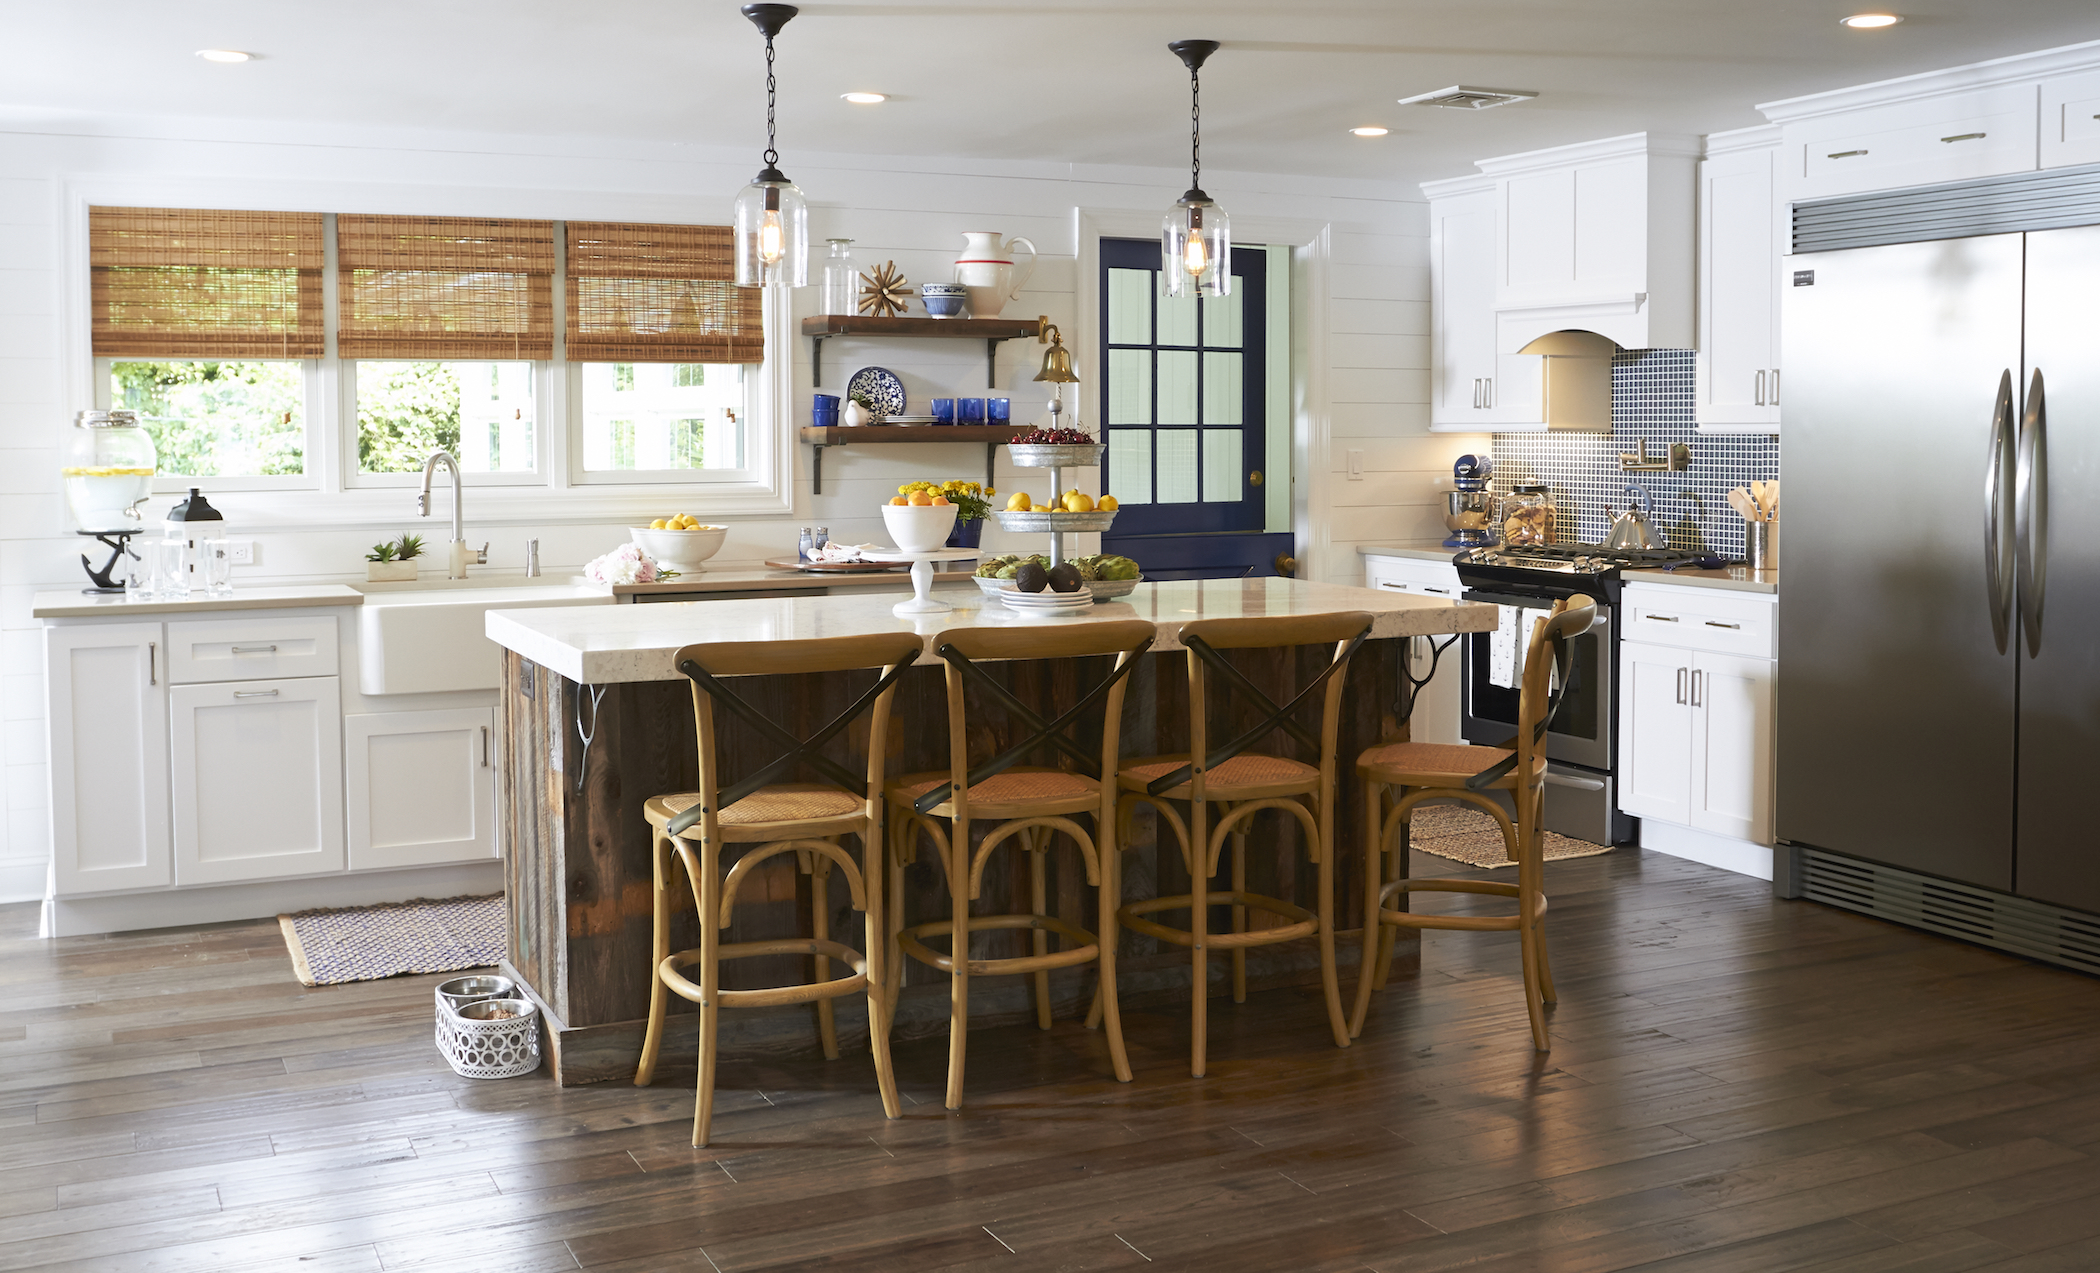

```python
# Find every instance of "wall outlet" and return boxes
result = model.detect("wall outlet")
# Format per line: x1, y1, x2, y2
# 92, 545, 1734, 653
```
226, 539, 257, 566
1346, 449, 1364, 480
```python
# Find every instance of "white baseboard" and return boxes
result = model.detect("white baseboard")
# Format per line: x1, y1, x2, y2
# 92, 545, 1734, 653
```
42, 861, 506, 938
0, 859, 49, 905
1638, 819, 1773, 881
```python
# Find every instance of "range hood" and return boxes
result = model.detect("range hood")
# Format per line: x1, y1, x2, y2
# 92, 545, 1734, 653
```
1501, 296, 1657, 354
1503, 329, 1616, 433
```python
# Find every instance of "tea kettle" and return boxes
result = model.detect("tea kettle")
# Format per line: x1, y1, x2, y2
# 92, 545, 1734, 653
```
1605, 485, 1664, 551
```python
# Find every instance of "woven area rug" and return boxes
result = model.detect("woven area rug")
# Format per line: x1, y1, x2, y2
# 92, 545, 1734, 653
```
277, 894, 506, 987
1403, 803, 1613, 869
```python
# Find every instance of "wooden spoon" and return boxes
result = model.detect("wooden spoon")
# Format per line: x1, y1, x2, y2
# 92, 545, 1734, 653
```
1728, 487, 1761, 522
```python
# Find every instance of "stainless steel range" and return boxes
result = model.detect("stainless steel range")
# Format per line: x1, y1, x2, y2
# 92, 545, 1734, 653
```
1451, 542, 1719, 845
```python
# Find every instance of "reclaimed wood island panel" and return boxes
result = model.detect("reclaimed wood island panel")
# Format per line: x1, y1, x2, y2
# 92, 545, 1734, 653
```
484, 578, 1497, 1084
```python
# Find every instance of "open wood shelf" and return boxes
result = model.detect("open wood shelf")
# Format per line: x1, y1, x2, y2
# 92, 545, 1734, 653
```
800, 425, 1032, 493
801, 314, 1048, 389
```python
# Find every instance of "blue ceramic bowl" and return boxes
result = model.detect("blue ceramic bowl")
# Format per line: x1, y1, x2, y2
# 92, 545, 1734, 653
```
921, 283, 969, 319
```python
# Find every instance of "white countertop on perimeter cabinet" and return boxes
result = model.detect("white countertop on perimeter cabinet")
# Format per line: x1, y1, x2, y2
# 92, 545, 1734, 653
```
33, 585, 367, 620
1623, 567, 1777, 594
487, 577, 1500, 685
1357, 544, 1459, 564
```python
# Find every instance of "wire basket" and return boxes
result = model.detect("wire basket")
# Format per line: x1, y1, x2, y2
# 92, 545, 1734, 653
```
435, 994, 542, 1079
993, 508, 1119, 533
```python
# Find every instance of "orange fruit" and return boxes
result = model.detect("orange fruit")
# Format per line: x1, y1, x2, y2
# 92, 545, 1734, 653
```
908, 492, 933, 506
889, 496, 908, 506
930, 495, 950, 505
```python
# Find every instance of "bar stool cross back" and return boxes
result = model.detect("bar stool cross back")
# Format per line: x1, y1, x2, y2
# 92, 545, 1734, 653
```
635, 631, 924, 1147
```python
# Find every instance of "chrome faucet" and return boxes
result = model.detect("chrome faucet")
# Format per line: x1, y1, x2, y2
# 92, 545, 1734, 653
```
417, 450, 488, 579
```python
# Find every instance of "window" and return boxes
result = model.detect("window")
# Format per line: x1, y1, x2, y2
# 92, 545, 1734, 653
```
86, 206, 782, 506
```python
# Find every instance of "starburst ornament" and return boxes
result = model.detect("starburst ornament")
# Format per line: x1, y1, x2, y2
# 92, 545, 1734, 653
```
858, 260, 911, 318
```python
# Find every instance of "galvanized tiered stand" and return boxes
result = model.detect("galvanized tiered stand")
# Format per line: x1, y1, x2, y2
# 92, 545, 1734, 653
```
985, 439, 1144, 601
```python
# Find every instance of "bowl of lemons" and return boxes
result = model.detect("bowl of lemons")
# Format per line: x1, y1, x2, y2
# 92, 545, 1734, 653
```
991, 488, 1121, 532
629, 515, 728, 574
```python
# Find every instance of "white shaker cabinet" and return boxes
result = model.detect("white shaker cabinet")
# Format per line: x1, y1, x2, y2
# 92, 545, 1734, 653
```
1427, 186, 1541, 428
45, 623, 171, 894
346, 708, 497, 871
170, 676, 345, 885
1696, 129, 1784, 433
1617, 583, 1776, 878
2040, 68, 2100, 169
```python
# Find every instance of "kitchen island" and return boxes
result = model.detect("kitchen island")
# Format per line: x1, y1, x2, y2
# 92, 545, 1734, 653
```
485, 578, 1497, 1084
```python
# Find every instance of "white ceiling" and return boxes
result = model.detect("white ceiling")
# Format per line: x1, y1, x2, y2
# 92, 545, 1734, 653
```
4, 1, 2098, 188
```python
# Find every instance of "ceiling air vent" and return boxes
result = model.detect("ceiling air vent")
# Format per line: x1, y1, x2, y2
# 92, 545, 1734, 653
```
1399, 86, 1539, 111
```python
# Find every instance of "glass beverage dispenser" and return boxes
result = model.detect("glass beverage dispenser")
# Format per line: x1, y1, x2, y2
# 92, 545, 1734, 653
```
63, 409, 157, 593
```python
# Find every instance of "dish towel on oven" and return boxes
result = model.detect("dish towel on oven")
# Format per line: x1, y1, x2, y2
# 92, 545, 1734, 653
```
1490, 605, 1551, 690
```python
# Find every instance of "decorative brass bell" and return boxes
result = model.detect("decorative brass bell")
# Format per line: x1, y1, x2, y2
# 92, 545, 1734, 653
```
1033, 323, 1079, 384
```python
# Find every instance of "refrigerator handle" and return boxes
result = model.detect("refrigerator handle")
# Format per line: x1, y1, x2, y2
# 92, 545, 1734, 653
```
1984, 370, 2016, 655
2016, 367, 2048, 657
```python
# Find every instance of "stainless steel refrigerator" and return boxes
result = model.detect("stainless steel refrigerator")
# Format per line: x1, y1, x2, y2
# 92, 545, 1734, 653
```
1780, 185, 2100, 920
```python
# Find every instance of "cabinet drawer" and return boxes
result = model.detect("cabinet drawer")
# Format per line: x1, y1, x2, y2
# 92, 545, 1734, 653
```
1789, 86, 2038, 199
1621, 587, 1774, 658
166, 616, 339, 684
1364, 557, 1462, 596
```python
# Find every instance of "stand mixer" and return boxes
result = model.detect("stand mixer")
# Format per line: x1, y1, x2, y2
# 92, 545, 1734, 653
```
1442, 453, 1497, 548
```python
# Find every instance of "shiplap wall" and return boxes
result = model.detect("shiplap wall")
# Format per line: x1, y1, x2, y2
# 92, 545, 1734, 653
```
0, 114, 1464, 900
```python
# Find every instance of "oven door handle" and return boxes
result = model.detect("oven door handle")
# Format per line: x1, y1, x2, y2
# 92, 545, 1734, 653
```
1544, 769, 1607, 792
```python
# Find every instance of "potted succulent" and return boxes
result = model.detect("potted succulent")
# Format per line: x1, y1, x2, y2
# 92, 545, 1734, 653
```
365, 533, 425, 582
898, 480, 996, 548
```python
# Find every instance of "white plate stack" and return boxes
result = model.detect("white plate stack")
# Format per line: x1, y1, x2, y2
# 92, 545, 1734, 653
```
999, 589, 1094, 615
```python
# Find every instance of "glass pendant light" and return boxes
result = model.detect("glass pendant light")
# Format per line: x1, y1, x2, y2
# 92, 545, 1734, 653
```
1161, 39, 1230, 299
733, 4, 808, 288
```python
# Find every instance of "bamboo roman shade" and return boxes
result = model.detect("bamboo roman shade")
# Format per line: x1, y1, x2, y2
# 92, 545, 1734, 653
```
566, 222, 763, 363
337, 215, 556, 359
90, 207, 325, 358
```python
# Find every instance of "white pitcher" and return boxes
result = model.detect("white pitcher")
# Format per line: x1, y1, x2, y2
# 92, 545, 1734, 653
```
952, 232, 1037, 319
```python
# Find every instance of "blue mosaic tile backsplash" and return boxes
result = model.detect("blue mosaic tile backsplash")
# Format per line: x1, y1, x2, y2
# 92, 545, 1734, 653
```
1489, 349, 1779, 562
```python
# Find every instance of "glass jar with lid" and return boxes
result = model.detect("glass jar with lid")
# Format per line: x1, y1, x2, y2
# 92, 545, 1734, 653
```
1501, 484, 1557, 546
819, 239, 860, 317
63, 409, 157, 532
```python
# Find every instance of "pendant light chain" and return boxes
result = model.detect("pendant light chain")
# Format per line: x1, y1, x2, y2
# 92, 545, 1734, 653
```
763, 35, 779, 167
1189, 63, 1202, 192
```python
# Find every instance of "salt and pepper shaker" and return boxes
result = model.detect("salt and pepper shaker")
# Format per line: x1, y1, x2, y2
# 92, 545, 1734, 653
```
812, 526, 829, 553
798, 526, 814, 560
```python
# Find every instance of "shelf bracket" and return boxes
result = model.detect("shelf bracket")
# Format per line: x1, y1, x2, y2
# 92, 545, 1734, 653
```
812, 443, 825, 494
985, 338, 999, 389
986, 443, 997, 490
811, 335, 824, 388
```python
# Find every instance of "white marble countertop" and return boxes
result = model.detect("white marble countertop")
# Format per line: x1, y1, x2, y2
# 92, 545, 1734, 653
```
487, 577, 1499, 685
608, 566, 973, 597
34, 584, 366, 620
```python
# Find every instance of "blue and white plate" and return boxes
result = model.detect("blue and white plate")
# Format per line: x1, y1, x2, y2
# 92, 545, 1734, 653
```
846, 366, 907, 418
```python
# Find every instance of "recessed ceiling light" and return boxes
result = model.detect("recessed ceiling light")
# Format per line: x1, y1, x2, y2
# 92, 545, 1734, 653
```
1351, 126, 1390, 137
840, 92, 887, 104
1840, 13, 1903, 27
195, 48, 252, 63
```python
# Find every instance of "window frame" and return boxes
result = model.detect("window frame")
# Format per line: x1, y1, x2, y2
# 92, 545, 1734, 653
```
61, 181, 796, 527
564, 358, 767, 487
339, 358, 555, 490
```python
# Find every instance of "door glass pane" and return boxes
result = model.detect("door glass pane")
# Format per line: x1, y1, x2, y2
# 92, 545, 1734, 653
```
1157, 429, 1197, 503
1107, 349, 1151, 425
1202, 430, 1242, 502
1108, 429, 1152, 505
1157, 350, 1199, 425
1157, 289, 1198, 347
1108, 268, 1152, 344
1202, 288, 1243, 349
1202, 353, 1242, 425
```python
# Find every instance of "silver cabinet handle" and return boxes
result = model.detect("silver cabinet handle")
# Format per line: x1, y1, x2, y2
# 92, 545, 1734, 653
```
1985, 370, 2016, 655
1704, 620, 1741, 629
1755, 370, 1765, 406
148, 642, 156, 686
1770, 369, 1780, 404
1472, 378, 1483, 409
481, 725, 490, 767
2016, 367, 2048, 657
230, 644, 278, 654
1676, 667, 1688, 704
1376, 581, 1406, 590
1691, 669, 1703, 708
234, 689, 280, 699
1647, 614, 1680, 623
1828, 149, 1868, 159
1484, 377, 1493, 409
1941, 132, 1987, 144
1422, 587, 1453, 595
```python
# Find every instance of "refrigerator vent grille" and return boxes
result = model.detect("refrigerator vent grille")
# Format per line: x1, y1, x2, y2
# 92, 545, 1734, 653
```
1801, 849, 2100, 977
1794, 163, 2100, 253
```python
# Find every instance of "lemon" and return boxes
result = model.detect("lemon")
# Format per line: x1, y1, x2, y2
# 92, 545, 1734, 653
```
1098, 495, 1119, 511
1062, 490, 1095, 513
651, 518, 670, 529
1006, 492, 1033, 512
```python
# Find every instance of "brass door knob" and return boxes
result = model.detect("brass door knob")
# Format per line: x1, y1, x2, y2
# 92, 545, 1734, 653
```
1249, 470, 1264, 486
1273, 553, 1297, 578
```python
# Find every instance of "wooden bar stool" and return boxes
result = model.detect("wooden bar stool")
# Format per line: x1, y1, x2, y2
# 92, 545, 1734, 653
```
634, 632, 923, 1147
886, 621, 1155, 1110
1112, 612, 1374, 1078
1349, 596, 1595, 1052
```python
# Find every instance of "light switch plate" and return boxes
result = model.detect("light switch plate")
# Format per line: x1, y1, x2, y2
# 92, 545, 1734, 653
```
1346, 449, 1364, 480
226, 539, 257, 565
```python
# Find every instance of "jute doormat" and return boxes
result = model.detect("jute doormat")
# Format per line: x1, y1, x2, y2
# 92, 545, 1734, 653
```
1403, 803, 1613, 869
277, 894, 506, 987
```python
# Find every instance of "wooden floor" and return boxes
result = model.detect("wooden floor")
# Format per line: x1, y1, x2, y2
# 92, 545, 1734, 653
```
6, 848, 2100, 1273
